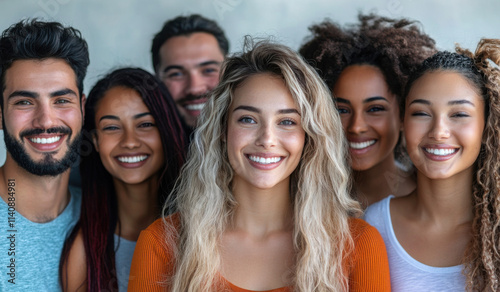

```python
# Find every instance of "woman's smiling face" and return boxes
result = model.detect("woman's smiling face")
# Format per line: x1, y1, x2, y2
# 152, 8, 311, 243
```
404, 70, 485, 179
93, 86, 165, 185
333, 64, 401, 171
226, 73, 305, 191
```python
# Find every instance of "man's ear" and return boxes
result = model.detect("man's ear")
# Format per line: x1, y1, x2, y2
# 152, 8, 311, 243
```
80, 94, 86, 118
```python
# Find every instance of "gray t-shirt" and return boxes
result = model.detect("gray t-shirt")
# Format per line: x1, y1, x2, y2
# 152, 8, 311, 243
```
0, 185, 81, 291
364, 196, 466, 292
113, 234, 136, 292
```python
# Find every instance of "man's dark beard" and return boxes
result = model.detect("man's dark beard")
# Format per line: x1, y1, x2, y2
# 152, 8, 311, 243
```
3, 126, 82, 177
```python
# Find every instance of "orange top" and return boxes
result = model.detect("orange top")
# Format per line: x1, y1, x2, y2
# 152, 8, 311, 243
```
128, 215, 390, 291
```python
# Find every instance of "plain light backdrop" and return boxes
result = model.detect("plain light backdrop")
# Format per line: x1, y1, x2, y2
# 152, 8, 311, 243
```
0, 0, 499, 165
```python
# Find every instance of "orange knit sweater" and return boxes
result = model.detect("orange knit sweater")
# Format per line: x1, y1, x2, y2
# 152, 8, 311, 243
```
128, 215, 390, 291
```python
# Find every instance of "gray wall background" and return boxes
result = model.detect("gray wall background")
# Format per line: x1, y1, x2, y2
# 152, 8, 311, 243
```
0, 0, 499, 165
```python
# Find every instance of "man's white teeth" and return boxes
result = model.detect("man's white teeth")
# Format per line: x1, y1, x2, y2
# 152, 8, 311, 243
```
425, 148, 457, 156
30, 136, 61, 144
350, 140, 376, 149
117, 155, 148, 163
185, 103, 205, 111
249, 155, 282, 164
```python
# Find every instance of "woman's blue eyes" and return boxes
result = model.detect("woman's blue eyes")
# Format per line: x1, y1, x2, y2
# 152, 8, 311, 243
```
279, 119, 295, 126
238, 117, 296, 125
239, 117, 255, 124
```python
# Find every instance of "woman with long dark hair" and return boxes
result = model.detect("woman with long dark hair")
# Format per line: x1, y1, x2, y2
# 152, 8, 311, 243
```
60, 68, 187, 291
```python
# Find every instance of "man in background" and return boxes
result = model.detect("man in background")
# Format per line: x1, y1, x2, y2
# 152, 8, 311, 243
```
152, 14, 229, 129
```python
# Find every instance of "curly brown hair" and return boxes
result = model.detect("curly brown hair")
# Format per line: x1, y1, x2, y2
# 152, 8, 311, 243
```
299, 13, 436, 105
299, 14, 436, 165
404, 39, 500, 292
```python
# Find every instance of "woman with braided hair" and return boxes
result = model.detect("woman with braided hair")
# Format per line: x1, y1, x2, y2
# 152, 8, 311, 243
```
300, 14, 436, 207
364, 39, 500, 291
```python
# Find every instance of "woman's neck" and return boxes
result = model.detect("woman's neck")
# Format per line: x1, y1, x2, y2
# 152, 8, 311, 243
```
113, 175, 160, 241
354, 155, 413, 206
411, 169, 474, 224
230, 178, 293, 237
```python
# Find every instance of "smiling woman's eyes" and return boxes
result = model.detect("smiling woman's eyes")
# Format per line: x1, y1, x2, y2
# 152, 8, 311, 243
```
238, 116, 256, 124
279, 118, 297, 126
336, 107, 350, 114
138, 122, 155, 128
102, 125, 119, 131
367, 105, 386, 113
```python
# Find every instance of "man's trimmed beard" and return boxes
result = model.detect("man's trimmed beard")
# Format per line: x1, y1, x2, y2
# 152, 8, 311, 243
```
3, 125, 82, 177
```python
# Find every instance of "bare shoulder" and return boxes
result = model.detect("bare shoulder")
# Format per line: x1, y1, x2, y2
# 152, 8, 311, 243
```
61, 228, 87, 292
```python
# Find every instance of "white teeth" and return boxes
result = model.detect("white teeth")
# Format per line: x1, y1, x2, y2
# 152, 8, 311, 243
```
248, 155, 282, 164
349, 140, 376, 149
424, 148, 457, 156
29, 136, 61, 144
185, 103, 205, 111
117, 155, 148, 163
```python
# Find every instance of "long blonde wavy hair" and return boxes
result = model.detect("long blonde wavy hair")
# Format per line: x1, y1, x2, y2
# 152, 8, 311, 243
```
404, 39, 500, 292
164, 39, 362, 291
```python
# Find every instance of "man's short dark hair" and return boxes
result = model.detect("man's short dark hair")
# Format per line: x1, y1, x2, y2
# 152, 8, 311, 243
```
0, 19, 90, 107
151, 14, 229, 71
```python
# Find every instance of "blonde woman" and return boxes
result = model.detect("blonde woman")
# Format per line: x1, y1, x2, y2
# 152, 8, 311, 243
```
128, 39, 390, 291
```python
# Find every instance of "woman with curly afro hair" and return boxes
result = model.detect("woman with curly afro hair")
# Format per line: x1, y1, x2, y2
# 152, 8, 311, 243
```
300, 14, 436, 208
365, 39, 500, 291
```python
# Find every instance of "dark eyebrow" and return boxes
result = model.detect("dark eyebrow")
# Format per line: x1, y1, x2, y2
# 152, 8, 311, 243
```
8, 90, 38, 99
162, 61, 221, 74
51, 88, 77, 98
162, 65, 183, 73
134, 112, 152, 119
335, 96, 388, 104
409, 99, 431, 106
234, 105, 260, 113
8, 88, 77, 100
99, 115, 119, 122
448, 99, 475, 106
198, 61, 221, 67
364, 96, 388, 103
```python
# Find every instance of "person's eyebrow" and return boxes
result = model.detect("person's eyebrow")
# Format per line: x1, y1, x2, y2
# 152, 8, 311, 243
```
162, 65, 184, 73
50, 88, 78, 98
8, 90, 38, 99
448, 99, 475, 106
234, 105, 260, 113
8, 88, 78, 100
162, 61, 221, 74
278, 109, 300, 115
99, 115, 119, 122
364, 96, 388, 103
409, 99, 431, 106
197, 61, 221, 67
233, 105, 299, 115
133, 112, 153, 119
335, 97, 350, 104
